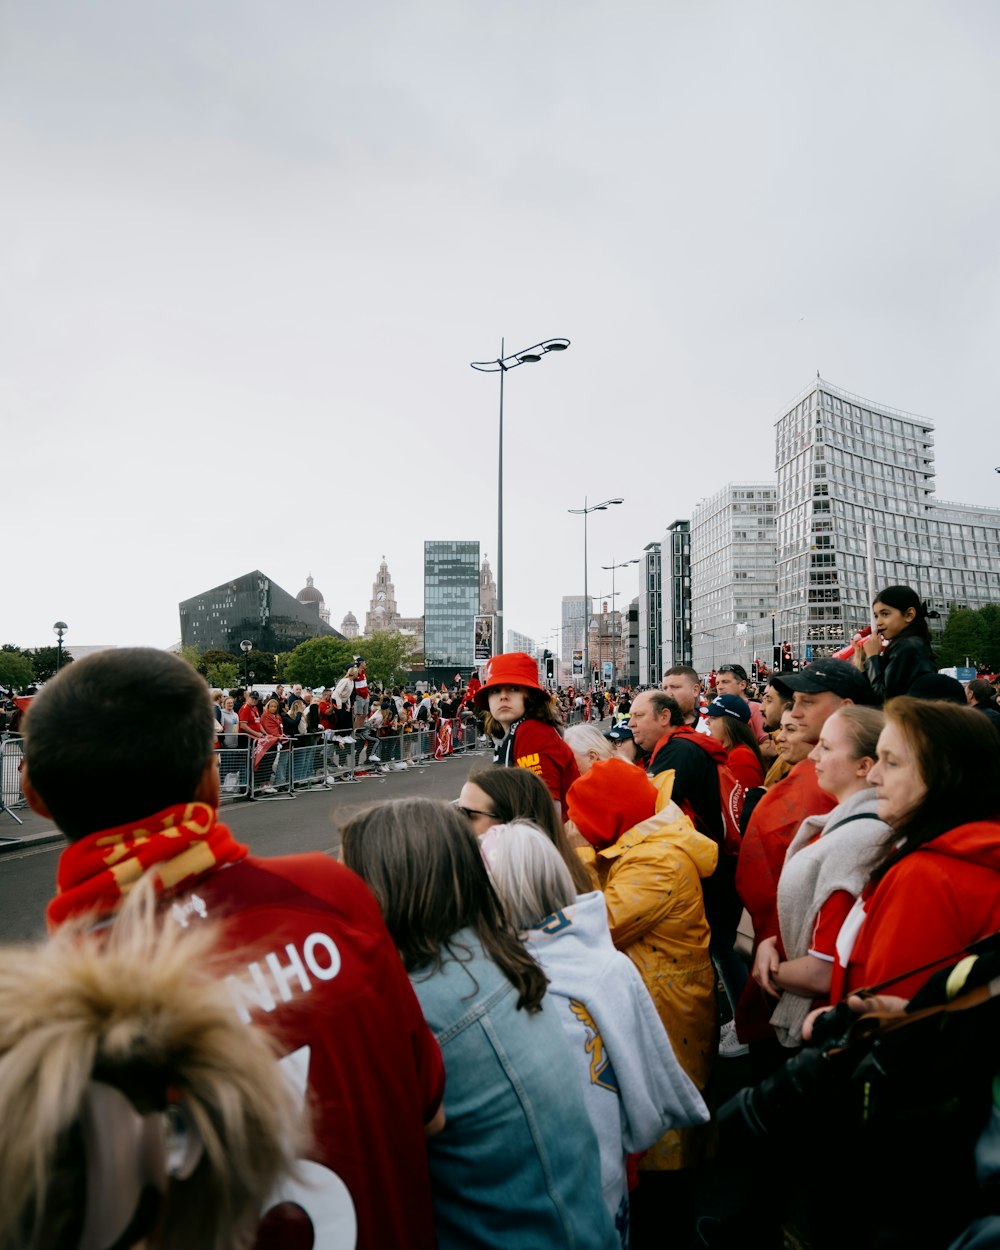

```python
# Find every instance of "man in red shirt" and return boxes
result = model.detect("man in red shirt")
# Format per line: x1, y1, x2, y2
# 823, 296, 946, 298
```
20, 649, 444, 1249
238, 689, 264, 740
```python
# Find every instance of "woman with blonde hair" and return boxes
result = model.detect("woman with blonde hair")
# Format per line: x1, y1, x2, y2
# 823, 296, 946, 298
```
752, 705, 887, 1047
0, 884, 302, 1250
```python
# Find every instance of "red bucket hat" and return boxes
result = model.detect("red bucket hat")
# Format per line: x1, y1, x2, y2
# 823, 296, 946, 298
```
473, 652, 545, 709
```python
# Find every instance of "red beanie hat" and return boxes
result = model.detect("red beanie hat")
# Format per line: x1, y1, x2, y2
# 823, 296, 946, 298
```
567, 757, 657, 850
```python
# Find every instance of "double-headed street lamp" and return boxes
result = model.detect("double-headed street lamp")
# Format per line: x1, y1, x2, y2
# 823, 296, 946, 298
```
601, 558, 639, 688
471, 337, 570, 655
53, 621, 68, 672
568, 497, 624, 688
240, 639, 252, 689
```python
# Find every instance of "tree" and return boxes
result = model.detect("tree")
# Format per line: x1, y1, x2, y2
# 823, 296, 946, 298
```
360, 631, 414, 689
198, 648, 240, 677
206, 662, 240, 690
937, 605, 1000, 672
0, 649, 34, 692
284, 637, 357, 689
244, 649, 277, 684
28, 646, 73, 684
178, 645, 202, 671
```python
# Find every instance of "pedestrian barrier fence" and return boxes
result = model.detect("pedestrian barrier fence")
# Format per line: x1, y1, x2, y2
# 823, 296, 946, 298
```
1, 736, 25, 814
216, 717, 490, 802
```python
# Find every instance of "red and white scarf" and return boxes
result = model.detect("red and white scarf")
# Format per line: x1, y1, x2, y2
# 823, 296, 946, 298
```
48, 802, 248, 930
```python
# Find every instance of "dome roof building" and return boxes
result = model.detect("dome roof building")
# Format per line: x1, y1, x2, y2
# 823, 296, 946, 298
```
296, 573, 330, 624
296, 574, 323, 605
341, 610, 359, 639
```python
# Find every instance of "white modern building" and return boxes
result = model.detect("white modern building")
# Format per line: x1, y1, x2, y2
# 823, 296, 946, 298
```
690, 483, 779, 674
774, 376, 1000, 660
560, 595, 587, 666
506, 630, 540, 658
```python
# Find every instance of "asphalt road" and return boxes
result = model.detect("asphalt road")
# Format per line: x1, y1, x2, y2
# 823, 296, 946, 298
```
0, 749, 485, 943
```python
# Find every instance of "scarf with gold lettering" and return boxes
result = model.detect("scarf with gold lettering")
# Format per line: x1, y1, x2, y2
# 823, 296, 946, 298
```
48, 802, 248, 929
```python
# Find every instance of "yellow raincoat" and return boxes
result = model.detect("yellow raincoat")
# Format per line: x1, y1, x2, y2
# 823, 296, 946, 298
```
582, 771, 719, 1170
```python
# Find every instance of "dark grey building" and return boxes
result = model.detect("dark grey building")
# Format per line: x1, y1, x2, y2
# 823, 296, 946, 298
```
179, 570, 344, 653
662, 519, 693, 669
423, 540, 480, 687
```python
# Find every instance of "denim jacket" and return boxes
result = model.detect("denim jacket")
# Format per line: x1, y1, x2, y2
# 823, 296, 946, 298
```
412, 929, 618, 1250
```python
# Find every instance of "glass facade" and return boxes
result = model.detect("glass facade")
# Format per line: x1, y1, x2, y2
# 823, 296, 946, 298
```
775, 379, 1000, 660
638, 542, 663, 685
690, 485, 778, 673
561, 595, 586, 664
660, 520, 693, 670
423, 540, 480, 680
178, 570, 344, 653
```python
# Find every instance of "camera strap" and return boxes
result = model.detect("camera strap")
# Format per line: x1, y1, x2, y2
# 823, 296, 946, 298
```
854, 928, 1000, 999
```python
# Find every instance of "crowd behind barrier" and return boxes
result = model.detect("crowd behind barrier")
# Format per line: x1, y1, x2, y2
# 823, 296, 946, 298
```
0, 704, 596, 814
216, 716, 490, 801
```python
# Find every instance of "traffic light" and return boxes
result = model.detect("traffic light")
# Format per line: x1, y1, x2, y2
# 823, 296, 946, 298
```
545, 656, 555, 681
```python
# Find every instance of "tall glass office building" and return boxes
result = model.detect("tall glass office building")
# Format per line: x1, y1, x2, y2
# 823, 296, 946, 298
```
638, 542, 663, 686
661, 520, 693, 670
423, 540, 480, 685
775, 377, 1000, 659
690, 484, 779, 673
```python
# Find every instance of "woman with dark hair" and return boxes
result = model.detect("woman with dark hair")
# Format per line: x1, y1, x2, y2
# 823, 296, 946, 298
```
706, 694, 766, 790
829, 696, 1000, 1003
339, 798, 616, 1250
473, 653, 579, 818
853, 584, 937, 702
456, 764, 594, 893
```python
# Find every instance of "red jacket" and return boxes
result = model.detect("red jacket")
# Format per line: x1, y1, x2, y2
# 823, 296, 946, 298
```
831, 819, 1000, 1002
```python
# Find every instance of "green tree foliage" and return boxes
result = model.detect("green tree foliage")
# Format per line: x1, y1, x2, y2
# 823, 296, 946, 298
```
198, 648, 239, 677
206, 662, 240, 689
0, 647, 35, 691
28, 646, 73, 684
284, 637, 357, 688
244, 649, 277, 683
360, 631, 414, 689
937, 605, 1000, 672
178, 644, 203, 670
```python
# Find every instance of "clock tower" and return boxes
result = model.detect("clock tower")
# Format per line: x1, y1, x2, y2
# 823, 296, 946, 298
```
364, 556, 400, 635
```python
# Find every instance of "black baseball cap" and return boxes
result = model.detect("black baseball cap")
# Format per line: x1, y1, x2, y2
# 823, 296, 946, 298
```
605, 724, 634, 743
771, 658, 874, 704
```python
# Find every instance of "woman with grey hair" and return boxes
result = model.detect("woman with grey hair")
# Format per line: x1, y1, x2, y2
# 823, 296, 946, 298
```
485, 820, 709, 1245
564, 722, 614, 775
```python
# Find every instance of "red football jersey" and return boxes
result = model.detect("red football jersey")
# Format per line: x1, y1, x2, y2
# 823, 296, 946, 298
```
192, 853, 443, 1250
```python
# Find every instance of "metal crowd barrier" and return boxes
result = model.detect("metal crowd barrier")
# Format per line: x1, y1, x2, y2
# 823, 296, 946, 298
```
1, 736, 25, 817
215, 717, 491, 802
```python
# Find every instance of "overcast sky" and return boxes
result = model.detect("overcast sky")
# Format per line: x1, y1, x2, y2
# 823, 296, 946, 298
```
3, 0, 999, 656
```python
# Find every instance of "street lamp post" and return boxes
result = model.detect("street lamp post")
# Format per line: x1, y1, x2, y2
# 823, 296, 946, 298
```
53, 621, 68, 672
568, 497, 624, 689
240, 639, 252, 689
471, 338, 570, 656
601, 558, 639, 689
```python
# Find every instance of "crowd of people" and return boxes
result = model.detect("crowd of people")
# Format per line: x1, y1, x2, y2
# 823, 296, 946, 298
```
2, 583, 1000, 1250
